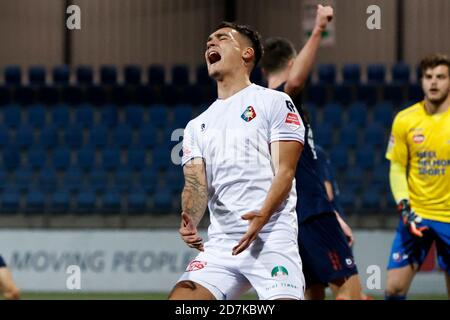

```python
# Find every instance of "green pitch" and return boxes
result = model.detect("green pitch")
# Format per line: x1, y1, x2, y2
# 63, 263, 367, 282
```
15, 292, 448, 300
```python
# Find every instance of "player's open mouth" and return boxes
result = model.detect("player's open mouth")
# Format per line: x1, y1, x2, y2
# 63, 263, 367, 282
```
208, 51, 221, 64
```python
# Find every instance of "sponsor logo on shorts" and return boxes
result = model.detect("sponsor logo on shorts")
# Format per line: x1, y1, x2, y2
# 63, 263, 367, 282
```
182, 147, 191, 157
186, 260, 207, 272
241, 106, 257, 122
413, 134, 425, 144
271, 265, 289, 280
200, 123, 206, 132
392, 252, 408, 262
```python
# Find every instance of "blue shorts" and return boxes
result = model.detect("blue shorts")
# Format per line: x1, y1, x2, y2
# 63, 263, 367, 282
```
0, 255, 6, 268
298, 212, 358, 287
387, 217, 450, 272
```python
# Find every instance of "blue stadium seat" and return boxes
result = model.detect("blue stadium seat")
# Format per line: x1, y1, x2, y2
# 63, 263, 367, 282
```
28, 65, 46, 85
345, 166, 364, 186
75, 190, 96, 214
367, 64, 386, 84
3, 104, 21, 129
75, 104, 94, 128
100, 65, 117, 85
0, 170, 7, 191
1, 189, 20, 213
357, 84, 379, 106
171, 65, 190, 86
124, 65, 142, 85
100, 104, 118, 128
128, 147, 146, 171
38, 168, 58, 193
39, 126, 58, 149
15, 168, 33, 192
329, 145, 349, 170
342, 64, 361, 84
313, 124, 333, 150
138, 169, 156, 194
128, 188, 147, 213
317, 64, 336, 84
383, 83, 406, 105
52, 65, 70, 85
371, 162, 389, 187
355, 146, 376, 170
101, 147, 121, 171
364, 123, 387, 148
373, 102, 394, 128
152, 145, 172, 171
392, 63, 410, 84
52, 147, 71, 170
305, 83, 327, 105
167, 169, 184, 193
332, 84, 352, 105
88, 125, 108, 148
88, 169, 108, 193
76, 66, 93, 85
148, 65, 165, 85
153, 191, 172, 213
64, 167, 83, 192
16, 125, 35, 149
86, 85, 107, 105
63, 124, 83, 149
113, 124, 133, 148
52, 104, 70, 129
137, 125, 157, 149
339, 185, 357, 212
322, 103, 342, 128
50, 191, 70, 214
3, 146, 21, 170
77, 146, 96, 171
0, 126, 8, 148
361, 185, 383, 213
149, 105, 168, 128
338, 123, 359, 148
196, 64, 212, 85
27, 147, 47, 170
25, 189, 46, 214
28, 104, 46, 129
125, 105, 144, 128
408, 84, 422, 101
347, 102, 368, 128
114, 168, 133, 193
4, 66, 21, 85
102, 191, 121, 214
173, 104, 193, 128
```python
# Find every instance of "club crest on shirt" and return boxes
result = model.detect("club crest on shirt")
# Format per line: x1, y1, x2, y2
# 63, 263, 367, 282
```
285, 112, 302, 131
241, 106, 257, 122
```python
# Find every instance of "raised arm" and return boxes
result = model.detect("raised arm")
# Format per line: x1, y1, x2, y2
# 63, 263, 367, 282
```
284, 5, 334, 97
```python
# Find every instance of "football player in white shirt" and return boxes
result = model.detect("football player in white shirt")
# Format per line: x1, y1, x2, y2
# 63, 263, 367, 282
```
169, 22, 306, 300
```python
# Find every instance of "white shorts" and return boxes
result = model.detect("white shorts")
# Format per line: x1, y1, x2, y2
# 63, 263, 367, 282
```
177, 237, 305, 300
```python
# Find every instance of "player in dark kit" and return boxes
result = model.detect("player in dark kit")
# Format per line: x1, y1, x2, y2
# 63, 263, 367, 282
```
261, 4, 365, 299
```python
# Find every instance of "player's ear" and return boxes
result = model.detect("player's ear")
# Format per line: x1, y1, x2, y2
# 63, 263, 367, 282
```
242, 47, 255, 64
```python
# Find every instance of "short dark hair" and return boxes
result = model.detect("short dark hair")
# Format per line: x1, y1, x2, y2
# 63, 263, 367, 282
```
420, 53, 450, 77
214, 21, 263, 69
261, 37, 297, 74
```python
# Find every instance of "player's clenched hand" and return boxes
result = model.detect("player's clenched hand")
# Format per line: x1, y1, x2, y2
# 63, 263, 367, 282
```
335, 212, 354, 246
398, 199, 429, 238
179, 212, 204, 251
315, 4, 334, 32
232, 211, 269, 256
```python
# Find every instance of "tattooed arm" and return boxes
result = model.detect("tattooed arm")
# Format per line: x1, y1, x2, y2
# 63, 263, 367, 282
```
179, 158, 208, 251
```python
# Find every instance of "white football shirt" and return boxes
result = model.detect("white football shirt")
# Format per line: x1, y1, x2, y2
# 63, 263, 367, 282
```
181, 84, 305, 242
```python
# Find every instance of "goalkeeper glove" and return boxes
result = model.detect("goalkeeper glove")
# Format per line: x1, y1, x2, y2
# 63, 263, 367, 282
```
397, 199, 428, 237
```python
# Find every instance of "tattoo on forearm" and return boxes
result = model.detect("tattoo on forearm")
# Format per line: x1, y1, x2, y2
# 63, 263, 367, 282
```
182, 167, 208, 227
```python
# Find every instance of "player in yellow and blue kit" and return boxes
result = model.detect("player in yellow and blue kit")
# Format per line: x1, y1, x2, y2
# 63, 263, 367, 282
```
385, 54, 450, 300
